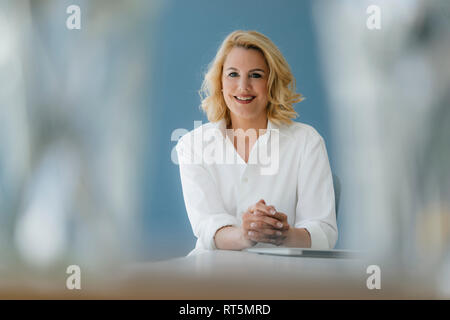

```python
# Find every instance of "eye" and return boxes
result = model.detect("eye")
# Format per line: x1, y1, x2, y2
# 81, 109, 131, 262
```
228, 72, 239, 78
250, 73, 262, 78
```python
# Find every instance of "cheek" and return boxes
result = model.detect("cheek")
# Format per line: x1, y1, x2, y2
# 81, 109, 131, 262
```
221, 84, 233, 105
253, 79, 268, 93
222, 78, 236, 93
257, 87, 267, 97
222, 88, 232, 101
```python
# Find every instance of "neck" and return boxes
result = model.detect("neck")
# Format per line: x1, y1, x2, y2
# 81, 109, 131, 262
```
228, 114, 268, 136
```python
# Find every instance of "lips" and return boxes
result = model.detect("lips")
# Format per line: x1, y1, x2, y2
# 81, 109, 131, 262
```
234, 96, 255, 104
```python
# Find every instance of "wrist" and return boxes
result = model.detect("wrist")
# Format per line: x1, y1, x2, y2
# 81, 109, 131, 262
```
239, 226, 257, 249
282, 226, 294, 246
214, 225, 256, 250
283, 227, 311, 248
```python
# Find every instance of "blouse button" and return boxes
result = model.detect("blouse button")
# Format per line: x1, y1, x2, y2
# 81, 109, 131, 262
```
242, 177, 248, 183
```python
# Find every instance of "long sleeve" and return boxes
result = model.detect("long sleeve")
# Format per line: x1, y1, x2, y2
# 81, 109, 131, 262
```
295, 128, 338, 249
176, 135, 239, 250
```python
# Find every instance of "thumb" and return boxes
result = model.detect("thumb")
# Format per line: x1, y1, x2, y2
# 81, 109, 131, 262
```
259, 199, 266, 204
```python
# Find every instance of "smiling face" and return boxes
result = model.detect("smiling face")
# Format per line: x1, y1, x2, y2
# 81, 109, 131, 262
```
222, 46, 269, 127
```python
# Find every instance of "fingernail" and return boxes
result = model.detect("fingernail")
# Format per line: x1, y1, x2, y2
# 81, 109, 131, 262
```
277, 222, 283, 228
270, 209, 276, 215
248, 231, 254, 236
276, 231, 282, 236
250, 222, 256, 228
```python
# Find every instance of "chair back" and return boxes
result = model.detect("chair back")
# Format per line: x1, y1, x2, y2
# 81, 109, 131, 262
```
332, 173, 341, 218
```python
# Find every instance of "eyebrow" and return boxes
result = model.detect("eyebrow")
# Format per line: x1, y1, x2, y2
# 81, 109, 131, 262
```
225, 67, 266, 73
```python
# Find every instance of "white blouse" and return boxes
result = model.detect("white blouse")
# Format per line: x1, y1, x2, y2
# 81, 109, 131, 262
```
175, 118, 337, 254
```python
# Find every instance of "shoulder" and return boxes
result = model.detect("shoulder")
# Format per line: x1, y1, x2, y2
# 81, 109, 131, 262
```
280, 121, 324, 145
176, 121, 219, 152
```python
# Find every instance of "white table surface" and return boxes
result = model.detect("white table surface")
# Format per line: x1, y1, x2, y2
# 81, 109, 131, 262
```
108, 250, 432, 299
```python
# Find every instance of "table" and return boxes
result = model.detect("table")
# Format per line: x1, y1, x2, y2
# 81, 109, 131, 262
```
110, 250, 430, 299
0, 250, 436, 299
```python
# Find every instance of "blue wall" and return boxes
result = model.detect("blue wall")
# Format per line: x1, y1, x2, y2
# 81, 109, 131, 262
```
140, 0, 336, 260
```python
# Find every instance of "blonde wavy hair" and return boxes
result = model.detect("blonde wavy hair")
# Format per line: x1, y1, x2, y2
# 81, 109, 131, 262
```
199, 30, 303, 127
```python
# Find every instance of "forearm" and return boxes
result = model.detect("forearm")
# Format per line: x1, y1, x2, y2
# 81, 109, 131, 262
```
283, 227, 312, 248
214, 225, 255, 250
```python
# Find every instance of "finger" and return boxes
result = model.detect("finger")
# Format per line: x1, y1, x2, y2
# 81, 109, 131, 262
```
259, 228, 284, 237
254, 202, 277, 216
255, 209, 286, 221
249, 211, 290, 231
248, 219, 288, 232
248, 230, 286, 244
253, 208, 277, 219
248, 220, 279, 231
256, 229, 289, 247
242, 211, 253, 221
259, 211, 289, 230
251, 212, 285, 229
242, 230, 257, 244
268, 212, 290, 231
249, 201, 276, 216
247, 230, 268, 242
243, 219, 267, 232
248, 229, 287, 239
248, 199, 266, 211
271, 211, 287, 222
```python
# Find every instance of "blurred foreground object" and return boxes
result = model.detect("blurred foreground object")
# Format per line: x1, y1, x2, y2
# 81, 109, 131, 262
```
0, 0, 162, 272
313, 0, 450, 297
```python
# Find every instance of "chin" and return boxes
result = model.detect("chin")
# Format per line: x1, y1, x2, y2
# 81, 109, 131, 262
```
227, 103, 265, 120
231, 110, 263, 121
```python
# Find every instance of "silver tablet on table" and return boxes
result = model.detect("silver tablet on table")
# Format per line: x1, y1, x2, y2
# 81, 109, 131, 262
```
244, 247, 361, 259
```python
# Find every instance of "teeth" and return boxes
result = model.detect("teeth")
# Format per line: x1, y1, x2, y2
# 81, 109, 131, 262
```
236, 96, 254, 101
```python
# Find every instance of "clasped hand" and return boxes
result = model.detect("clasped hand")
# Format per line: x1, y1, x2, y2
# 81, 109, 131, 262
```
242, 199, 290, 246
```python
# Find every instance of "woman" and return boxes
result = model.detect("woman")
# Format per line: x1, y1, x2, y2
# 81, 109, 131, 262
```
176, 30, 337, 255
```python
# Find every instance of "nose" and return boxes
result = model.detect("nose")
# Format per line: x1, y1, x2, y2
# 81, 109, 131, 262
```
238, 76, 250, 92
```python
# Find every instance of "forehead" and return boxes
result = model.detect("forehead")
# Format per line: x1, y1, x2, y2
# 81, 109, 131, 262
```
223, 46, 268, 70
